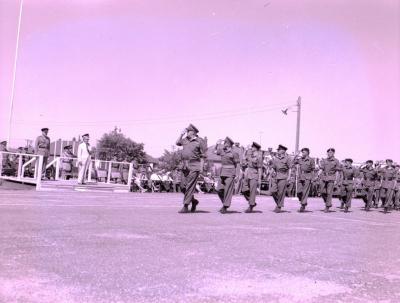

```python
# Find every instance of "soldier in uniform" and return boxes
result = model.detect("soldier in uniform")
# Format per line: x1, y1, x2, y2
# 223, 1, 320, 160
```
360, 160, 378, 211
269, 145, 292, 213
176, 124, 207, 213
372, 162, 382, 208
339, 158, 359, 213
35, 128, 51, 179
214, 137, 240, 214
379, 159, 397, 213
318, 148, 342, 212
61, 145, 75, 180
293, 148, 315, 212
241, 142, 263, 213
393, 165, 400, 211
0, 141, 8, 178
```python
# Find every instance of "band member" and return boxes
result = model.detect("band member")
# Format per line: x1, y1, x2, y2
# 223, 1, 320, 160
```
293, 148, 315, 212
35, 128, 51, 179
77, 134, 92, 185
269, 145, 292, 213
318, 148, 342, 213
176, 124, 207, 213
360, 160, 378, 211
241, 142, 263, 213
215, 137, 240, 213
379, 159, 397, 213
61, 145, 75, 180
339, 158, 359, 212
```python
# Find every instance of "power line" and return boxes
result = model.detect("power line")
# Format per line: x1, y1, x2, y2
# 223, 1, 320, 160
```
13, 102, 294, 126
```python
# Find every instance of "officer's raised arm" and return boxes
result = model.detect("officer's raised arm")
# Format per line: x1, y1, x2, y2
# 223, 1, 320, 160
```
176, 128, 187, 146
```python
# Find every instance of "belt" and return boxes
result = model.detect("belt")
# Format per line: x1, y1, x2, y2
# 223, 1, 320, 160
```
344, 178, 353, 181
188, 159, 200, 163
384, 178, 394, 181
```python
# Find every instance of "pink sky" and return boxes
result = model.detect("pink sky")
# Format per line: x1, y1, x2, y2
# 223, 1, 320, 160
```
0, 0, 399, 160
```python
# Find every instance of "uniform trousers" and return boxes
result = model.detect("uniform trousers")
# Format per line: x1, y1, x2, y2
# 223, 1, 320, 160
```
217, 176, 235, 207
78, 157, 91, 184
242, 178, 258, 206
297, 179, 312, 206
271, 179, 287, 207
181, 169, 200, 206
321, 180, 335, 207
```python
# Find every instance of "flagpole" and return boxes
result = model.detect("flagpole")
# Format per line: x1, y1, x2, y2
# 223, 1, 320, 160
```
7, 0, 24, 145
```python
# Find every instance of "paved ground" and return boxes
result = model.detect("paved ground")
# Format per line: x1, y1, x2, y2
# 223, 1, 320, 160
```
0, 189, 399, 303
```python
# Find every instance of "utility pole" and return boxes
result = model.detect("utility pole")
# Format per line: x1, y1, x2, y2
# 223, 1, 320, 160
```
295, 96, 301, 153
7, 0, 24, 145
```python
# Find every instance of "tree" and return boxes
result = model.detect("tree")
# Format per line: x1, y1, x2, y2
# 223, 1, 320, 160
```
158, 149, 182, 171
97, 127, 147, 163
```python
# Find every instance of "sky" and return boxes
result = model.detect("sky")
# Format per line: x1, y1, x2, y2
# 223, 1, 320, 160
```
0, 0, 399, 161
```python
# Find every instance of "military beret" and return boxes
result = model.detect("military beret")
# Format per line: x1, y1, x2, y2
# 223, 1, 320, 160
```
252, 142, 261, 150
277, 144, 288, 151
17, 147, 24, 150
301, 147, 310, 153
327, 148, 335, 153
366, 160, 373, 164
64, 145, 72, 149
386, 159, 393, 163
223, 137, 234, 146
345, 158, 353, 163
0, 141, 6, 145
41, 127, 49, 132
186, 124, 199, 133
82, 133, 90, 138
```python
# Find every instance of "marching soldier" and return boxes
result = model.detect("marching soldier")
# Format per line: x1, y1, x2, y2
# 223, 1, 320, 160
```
241, 142, 263, 213
77, 134, 92, 185
35, 128, 51, 179
339, 159, 359, 213
360, 160, 378, 211
269, 145, 292, 213
318, 148, 342, 212
379, 159, 397, 213
214, 137, 240, 213
373, 161, 382, 208
176, 124, 207, 213
293, 148, 315, 212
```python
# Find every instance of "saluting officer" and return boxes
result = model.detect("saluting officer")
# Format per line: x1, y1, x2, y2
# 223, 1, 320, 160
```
379, 159, 397, 213
35, 128, 51, 178
215, 137, 240, 213
339, 158, 359, 213
360, 160, 378, 211
176, 124, 207, 213
241, 142, 263, 213
318, 148, 342, 213
269, 145, 292, 213
293, 148, 315, 212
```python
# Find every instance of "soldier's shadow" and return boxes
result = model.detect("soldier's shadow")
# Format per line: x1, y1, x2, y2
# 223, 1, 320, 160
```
297, 210, 313, 213
192, 210, 211, 214
318, 210, 337, 213
270, 210, 291, 213
222, 210, 242, 214
246, 210, 263, 213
